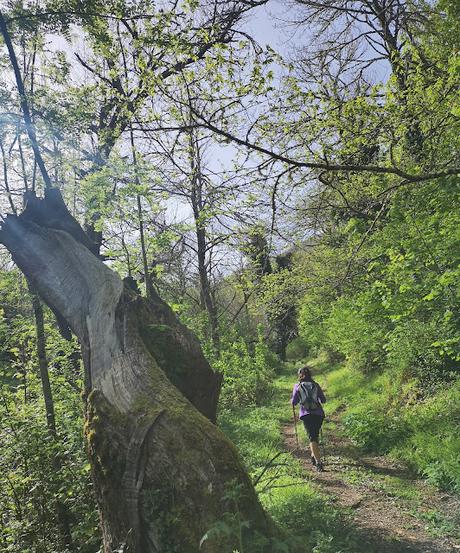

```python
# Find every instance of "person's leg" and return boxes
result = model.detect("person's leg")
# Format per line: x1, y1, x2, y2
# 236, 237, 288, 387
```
309, 416, 325, 470
301, 417, 316, 463
303, 416, 322, 465
310, 440, 321, 463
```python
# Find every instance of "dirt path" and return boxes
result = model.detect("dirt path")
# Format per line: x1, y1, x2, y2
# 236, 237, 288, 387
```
283, 416, 460, 553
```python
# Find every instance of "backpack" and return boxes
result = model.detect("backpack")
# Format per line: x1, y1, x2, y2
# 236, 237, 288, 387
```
298, 381, 319, 410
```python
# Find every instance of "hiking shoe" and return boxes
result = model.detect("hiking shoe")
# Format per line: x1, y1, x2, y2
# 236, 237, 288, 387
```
315, 462, 324, 472
310, 456, 317, 466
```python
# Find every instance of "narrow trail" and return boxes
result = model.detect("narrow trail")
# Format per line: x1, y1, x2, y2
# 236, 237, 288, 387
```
282, 415, 460, 553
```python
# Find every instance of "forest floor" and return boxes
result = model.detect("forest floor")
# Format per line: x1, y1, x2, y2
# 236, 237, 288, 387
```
282, 413, 460, 553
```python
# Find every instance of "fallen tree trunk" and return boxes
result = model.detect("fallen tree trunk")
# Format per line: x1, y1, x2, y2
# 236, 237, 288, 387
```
0, 189, 278, 552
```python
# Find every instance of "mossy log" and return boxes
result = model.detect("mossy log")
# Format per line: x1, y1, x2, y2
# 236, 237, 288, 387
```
0, 189, 279, 552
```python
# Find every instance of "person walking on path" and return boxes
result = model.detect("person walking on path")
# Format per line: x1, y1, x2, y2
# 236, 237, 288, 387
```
291, 366, 327, 472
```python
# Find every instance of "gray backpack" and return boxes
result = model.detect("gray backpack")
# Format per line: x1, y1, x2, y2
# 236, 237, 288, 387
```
299, 381, 319, 410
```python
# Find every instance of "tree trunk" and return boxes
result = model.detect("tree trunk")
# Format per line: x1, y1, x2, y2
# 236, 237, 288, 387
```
188, 132, 220, 355
29, 283, 74, 550
0, 189, 277, 553
195, 222, 220, 353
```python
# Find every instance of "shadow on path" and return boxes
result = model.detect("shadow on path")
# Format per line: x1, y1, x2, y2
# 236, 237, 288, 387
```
283, 421, 459, 553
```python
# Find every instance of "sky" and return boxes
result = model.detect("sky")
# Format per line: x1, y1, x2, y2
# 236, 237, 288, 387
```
244, 1, 294, 53
2, 0, 392, 237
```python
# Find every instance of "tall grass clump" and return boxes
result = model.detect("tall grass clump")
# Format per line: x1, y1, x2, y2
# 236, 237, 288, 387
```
398, 379, 460, 492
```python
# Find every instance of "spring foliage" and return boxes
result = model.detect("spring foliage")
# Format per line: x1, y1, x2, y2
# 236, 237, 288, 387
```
0, 0, 459, 549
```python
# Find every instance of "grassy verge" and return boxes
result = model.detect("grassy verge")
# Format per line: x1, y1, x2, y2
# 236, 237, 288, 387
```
315, 354, 460, 494
310, 354, 460, 539
219, 364, 367, 553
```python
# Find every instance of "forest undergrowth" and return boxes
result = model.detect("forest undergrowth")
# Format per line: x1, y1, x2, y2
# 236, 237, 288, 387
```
220, 361, 362, 553
219, 355, 460, 553
0, 1, 459, 551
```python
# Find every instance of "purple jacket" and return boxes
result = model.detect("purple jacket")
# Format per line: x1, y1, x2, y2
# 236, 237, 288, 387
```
291, 380, 326, 418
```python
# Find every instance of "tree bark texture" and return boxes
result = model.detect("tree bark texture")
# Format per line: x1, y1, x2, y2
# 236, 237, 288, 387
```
0, 189, 277, 552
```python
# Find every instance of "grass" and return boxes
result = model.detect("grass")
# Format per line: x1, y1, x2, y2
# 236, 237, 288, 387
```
218, 356, 460, 551
411, 507, 459, 539
218, 362, 374, 553
319, 357, 460, 494
379, 475, 422, 501
313, 357, 460, 541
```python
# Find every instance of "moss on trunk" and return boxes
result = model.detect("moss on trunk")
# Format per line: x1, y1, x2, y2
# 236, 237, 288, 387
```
0, 190, 281, 553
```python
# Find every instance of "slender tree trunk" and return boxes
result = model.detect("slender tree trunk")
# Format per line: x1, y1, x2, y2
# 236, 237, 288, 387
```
29, 283, 74, 550
0, 190, 277, 553
0, 11, 52, 190
195, 220, 220, 353
188, 132, 220, 354
29, 286, 57, 434
129, 126, 154, 298
0, 139, 16, 213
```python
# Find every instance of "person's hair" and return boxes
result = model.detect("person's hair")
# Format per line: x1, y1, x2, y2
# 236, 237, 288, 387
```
298, 366, 313, 382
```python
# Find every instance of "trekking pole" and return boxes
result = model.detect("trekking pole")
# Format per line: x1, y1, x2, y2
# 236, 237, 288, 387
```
292, 405, 299, 450
321, 426, 326, 467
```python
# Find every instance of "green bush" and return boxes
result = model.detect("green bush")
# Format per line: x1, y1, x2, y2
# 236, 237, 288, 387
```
0, 373, 99, 553
215, 329, 277, 410
334, 367, 408, 454
385, 319, 459, 391
343, 408, 407, 454
286, 336, 309, 362
398, 380, 460, 492
298, 294, 330, 354
325, 296, 387, 373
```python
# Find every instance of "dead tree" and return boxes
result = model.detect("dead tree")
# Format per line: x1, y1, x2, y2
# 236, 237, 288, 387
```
0, 189, 277, 553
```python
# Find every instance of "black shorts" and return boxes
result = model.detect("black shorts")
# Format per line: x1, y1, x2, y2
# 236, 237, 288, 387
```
301, 414, 324, 442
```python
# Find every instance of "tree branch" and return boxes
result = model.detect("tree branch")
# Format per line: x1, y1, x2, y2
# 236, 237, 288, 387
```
0, 10, 53, 190
190, 107, 460, 183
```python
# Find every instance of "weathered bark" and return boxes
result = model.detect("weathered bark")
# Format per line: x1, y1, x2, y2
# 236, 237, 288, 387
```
0, 189, 278, 552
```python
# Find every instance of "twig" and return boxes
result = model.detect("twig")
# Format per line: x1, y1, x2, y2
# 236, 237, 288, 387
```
253, 451, 287, 486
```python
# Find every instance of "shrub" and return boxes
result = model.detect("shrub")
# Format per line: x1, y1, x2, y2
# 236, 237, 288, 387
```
285, 336, 309, 362
397, 379, 460, 492
298, 295, 331, 353
385, 319, 459, 392
215, 329, 276, 410
343, 408, 407, 454
325, 296, 387, 373
0, 374, 99, 553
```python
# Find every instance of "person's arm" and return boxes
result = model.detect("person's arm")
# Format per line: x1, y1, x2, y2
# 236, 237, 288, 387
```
291, 383, 300, 406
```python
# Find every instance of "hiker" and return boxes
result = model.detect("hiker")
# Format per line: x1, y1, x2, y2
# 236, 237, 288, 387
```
291, 366, 326, 472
